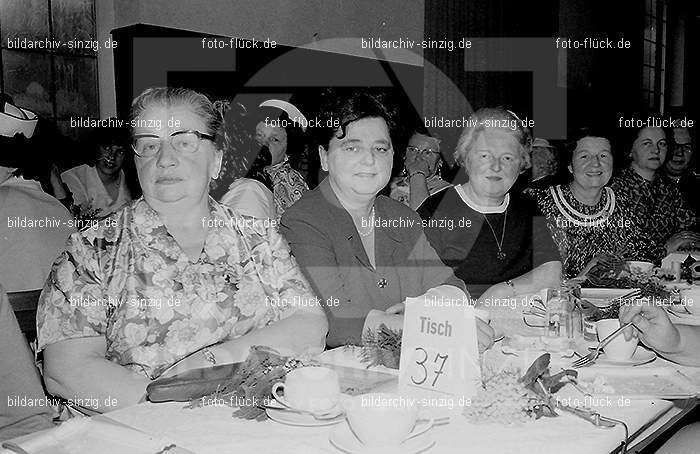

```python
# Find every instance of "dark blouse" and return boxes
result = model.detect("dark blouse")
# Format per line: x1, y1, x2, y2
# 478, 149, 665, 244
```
281, 178, 465, 347
525, 185, 642, 278
419, 187, 560, 297
610, 167, 697, 263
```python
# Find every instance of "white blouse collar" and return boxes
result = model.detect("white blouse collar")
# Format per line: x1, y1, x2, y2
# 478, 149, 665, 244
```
455, 184, 510, 214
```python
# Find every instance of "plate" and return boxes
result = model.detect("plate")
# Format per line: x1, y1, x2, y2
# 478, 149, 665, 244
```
576, 367, 699, 400
582, 348, 657, 366
580, 288, 639, 307
265, 400, 345, 427
329, 420, 436, 454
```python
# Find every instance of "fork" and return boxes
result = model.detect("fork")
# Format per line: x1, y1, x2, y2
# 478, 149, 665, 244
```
571, 321, 634, 368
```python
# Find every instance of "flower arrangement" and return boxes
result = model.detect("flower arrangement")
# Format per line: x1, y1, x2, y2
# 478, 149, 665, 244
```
359, 323, 402, 369
463, 353, 578, 424
188, 346, 318, 420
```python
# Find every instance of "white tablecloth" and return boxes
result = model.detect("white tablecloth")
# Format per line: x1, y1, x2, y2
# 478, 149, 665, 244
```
105, 396, 675, 454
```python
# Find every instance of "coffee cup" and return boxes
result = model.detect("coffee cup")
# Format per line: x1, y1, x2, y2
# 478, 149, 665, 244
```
271, 366, 340, 412
345, 393, 433, 447
596, 319, 638, 360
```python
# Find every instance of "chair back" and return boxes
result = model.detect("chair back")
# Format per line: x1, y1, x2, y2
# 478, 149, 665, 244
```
7, 289, 42, 343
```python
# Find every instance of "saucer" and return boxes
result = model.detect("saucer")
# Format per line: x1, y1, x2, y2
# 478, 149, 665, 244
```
583, 348, 657, 366
329, 420, 436, 454
265, 400, 345, 427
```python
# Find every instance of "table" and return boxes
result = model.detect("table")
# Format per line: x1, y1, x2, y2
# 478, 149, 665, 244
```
5, 289, 700, 454
97, 349, 699, 454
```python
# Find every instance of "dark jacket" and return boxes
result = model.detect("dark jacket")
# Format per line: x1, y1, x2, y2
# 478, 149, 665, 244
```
280, 178, 466, 347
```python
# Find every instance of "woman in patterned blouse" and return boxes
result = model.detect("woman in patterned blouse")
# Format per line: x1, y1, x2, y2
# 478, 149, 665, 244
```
610, 123, 696, 263
253, 111, 309, 218
526, 136, 641, 278
36, 88, 327, 412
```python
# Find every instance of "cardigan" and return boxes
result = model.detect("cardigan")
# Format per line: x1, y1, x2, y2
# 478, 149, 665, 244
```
280, 178, 466, 347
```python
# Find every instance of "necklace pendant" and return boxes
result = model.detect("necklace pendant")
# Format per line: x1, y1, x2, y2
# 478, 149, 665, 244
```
497, 251, 507, 261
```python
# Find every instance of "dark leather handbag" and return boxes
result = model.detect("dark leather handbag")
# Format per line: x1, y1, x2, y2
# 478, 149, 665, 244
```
146, 363, 241, 403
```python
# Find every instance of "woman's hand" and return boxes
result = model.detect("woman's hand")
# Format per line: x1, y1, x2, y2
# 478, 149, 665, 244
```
385, 302, 405, 314
476, 317, 495, 353
619, 303, 682, 353
161, 346, 239, 378
405, 152, 430, 177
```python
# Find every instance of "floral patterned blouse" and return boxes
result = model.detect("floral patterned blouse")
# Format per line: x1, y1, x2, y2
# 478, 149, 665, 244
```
525, 185, 642, 278
610, 167, 697, 263
264, 158, 308, 219
36, 197, 315, 379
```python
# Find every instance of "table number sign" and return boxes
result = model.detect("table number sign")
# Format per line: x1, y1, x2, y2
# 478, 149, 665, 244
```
398, 286, 481, 408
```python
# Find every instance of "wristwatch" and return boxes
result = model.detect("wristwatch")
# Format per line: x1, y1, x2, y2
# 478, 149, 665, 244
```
409, 170, 427, 179
202, 347, 217, 365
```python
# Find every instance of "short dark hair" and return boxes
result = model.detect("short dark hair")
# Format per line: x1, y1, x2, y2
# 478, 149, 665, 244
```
310, 89, 398, 151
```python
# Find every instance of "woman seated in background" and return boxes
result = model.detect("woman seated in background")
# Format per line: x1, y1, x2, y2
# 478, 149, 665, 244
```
252, 107, 308, 218
60, 122, 133, 218
527, 138, 560, 189
419, 107, 562, 302
525, 134, 643, 279
36, 87, 327, 412
213, 100, 276, 220
390, 131, 451, 210
281, 89, 494, 350
610, 120, 696, 263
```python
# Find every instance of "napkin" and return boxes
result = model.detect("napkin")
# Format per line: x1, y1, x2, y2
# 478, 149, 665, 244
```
1, 416, 178, 454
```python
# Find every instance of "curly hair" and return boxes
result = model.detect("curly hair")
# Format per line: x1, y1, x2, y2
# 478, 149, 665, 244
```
454, 107, 532, 172
310, 88, 399, 151
129, 87, 223, 139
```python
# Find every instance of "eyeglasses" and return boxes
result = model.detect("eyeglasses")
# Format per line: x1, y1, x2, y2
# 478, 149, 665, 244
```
131, 130, 215, 157
675, 144, 693, 154
406, 145, 440, 156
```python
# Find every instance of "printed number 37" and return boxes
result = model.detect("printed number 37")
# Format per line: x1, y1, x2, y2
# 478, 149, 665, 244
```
411, 347, 449, 387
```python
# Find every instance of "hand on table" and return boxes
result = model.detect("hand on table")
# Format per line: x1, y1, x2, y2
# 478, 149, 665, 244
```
619, 302, 682, 354
385, 302, 405, 314
161, 345, 238, 378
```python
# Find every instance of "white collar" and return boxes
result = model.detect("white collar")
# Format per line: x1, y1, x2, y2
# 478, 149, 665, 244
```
456, 184, 509, 213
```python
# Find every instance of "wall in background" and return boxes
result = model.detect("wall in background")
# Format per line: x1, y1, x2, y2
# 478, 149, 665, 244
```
97, 0, 424, 117
111, 0, 424, 58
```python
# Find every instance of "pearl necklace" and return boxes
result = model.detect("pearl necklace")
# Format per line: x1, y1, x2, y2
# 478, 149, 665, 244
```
358, 206, 376, 237
550, 185, 615, 227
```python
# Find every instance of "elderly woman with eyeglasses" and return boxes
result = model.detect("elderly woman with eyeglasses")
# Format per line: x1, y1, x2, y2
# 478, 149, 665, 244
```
419, 107, 562, 303
36, 87, 327, 412
390, 131, 451, 210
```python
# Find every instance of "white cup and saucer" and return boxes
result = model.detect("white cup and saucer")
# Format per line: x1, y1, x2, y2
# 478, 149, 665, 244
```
593, 319, 656, 366
330, 393, 436, 453
267, 366, 345, 426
